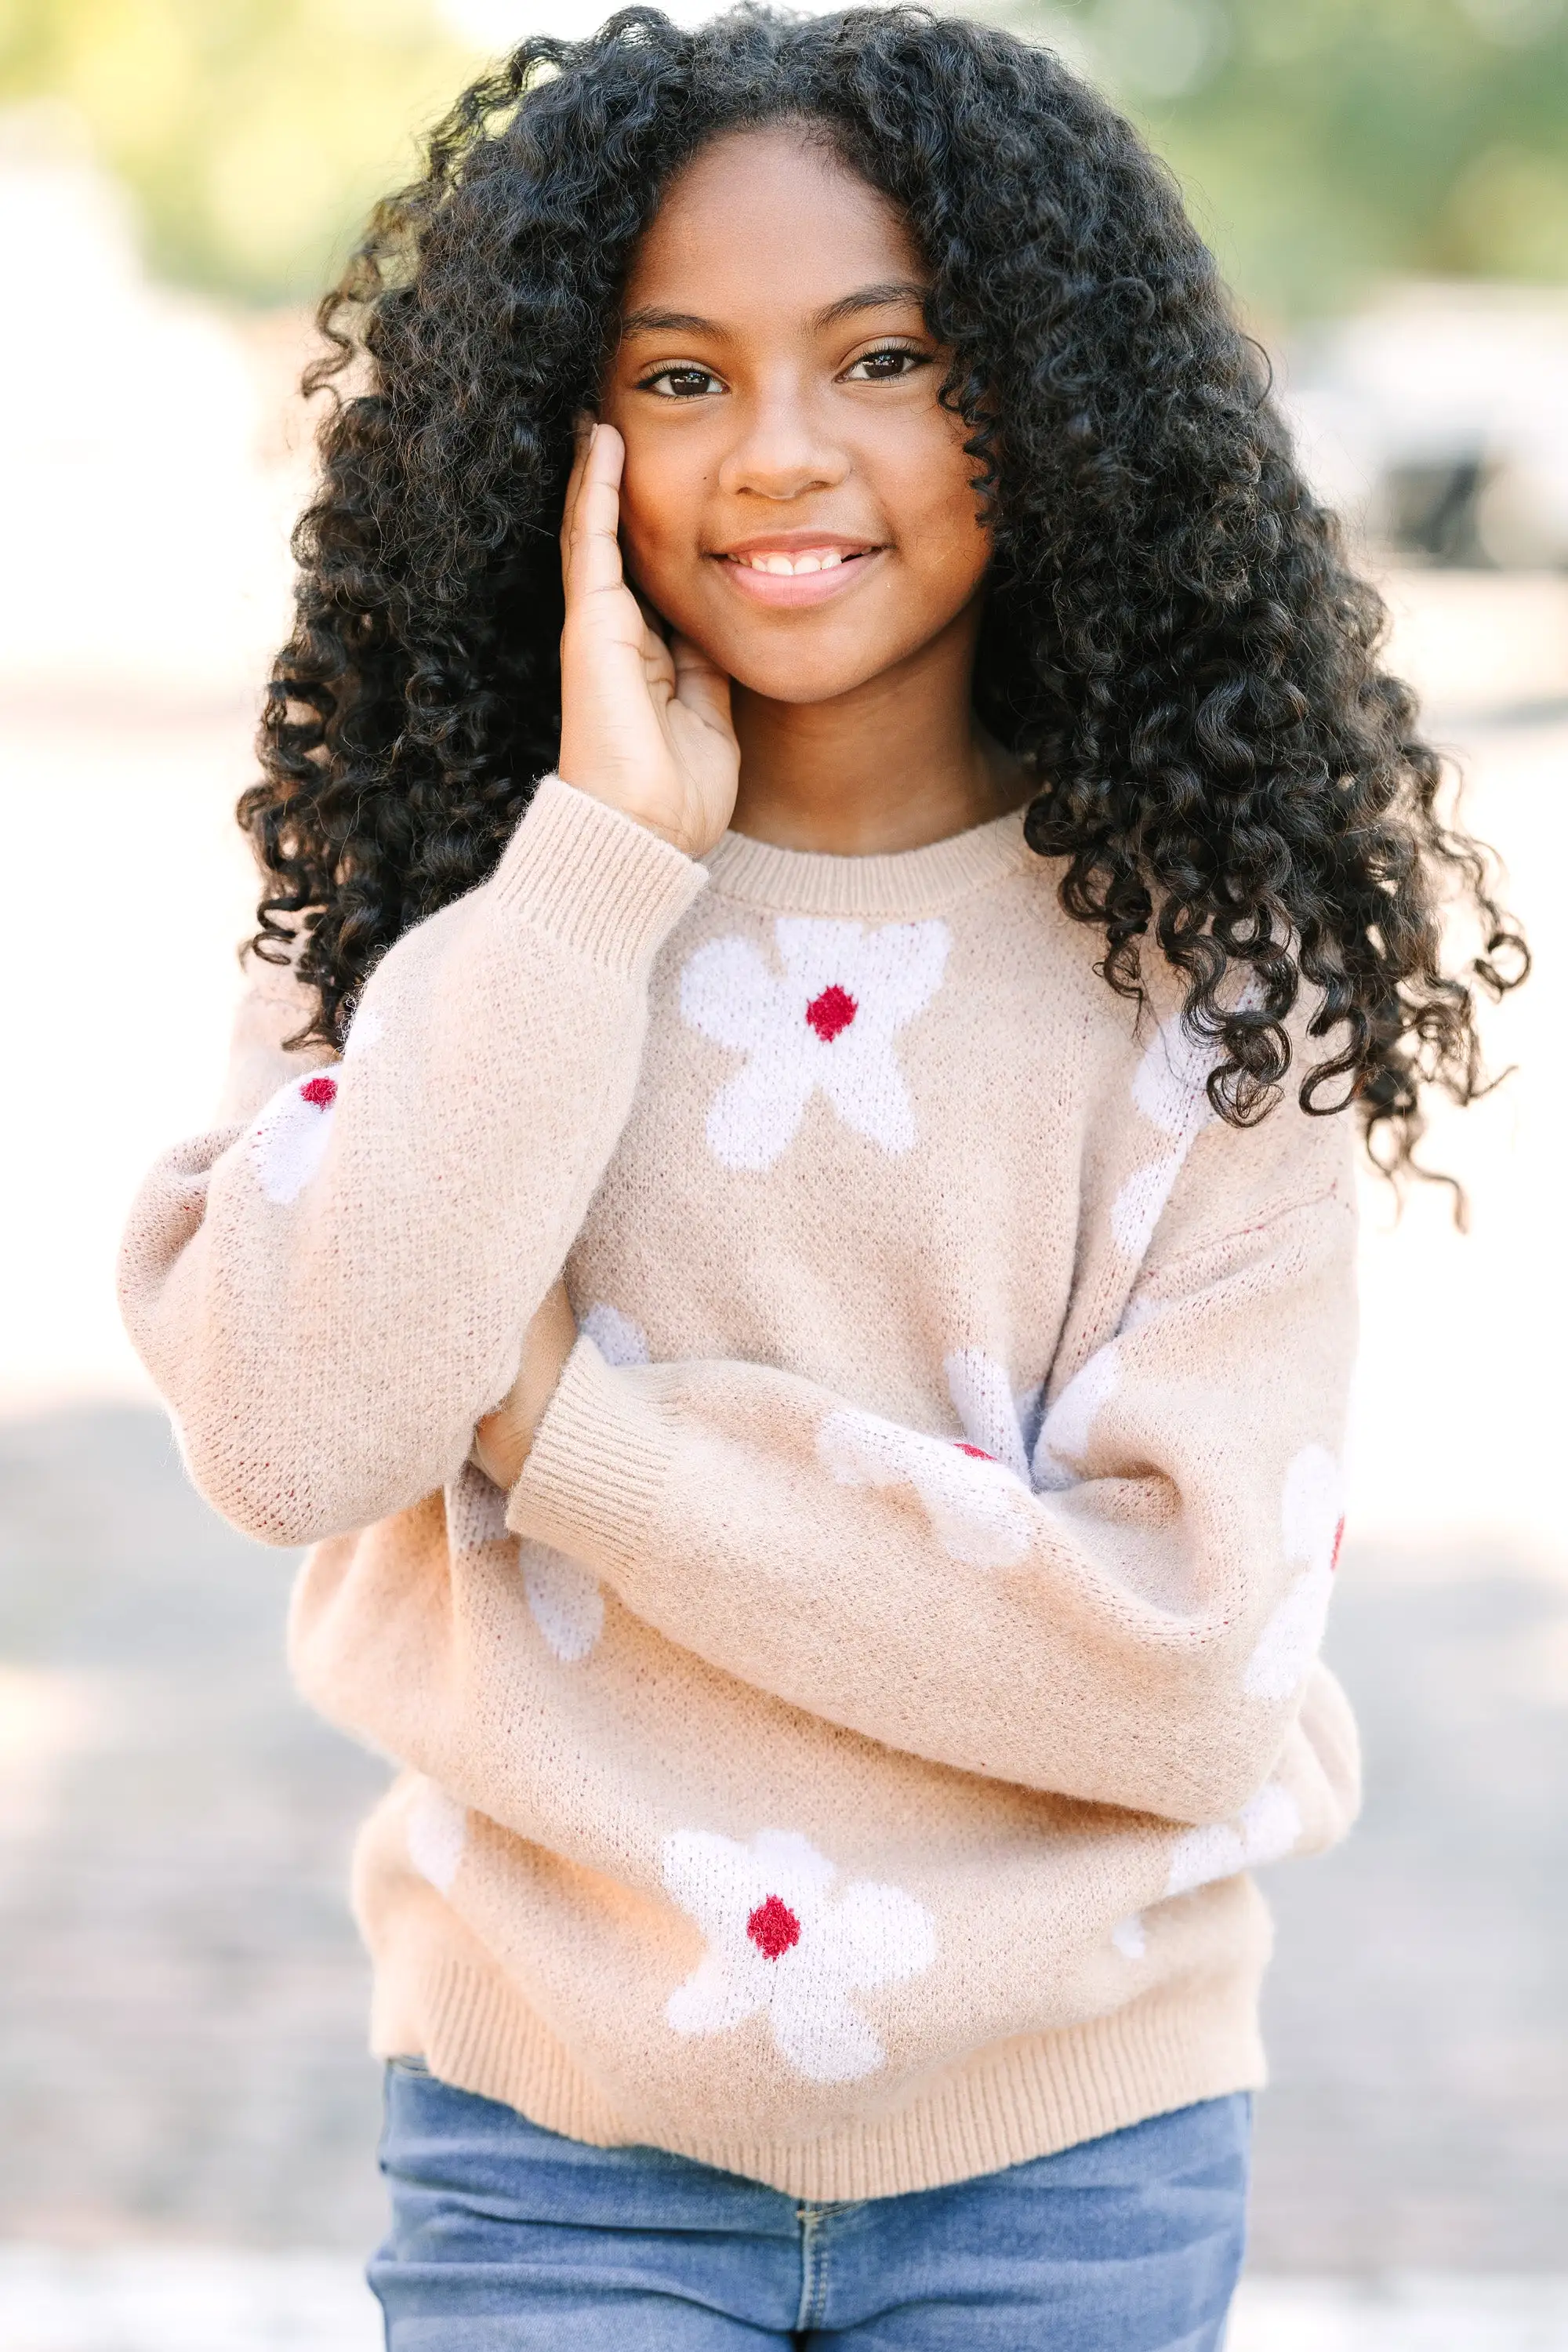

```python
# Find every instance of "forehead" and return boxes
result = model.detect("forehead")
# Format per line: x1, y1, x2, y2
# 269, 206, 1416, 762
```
622, 124, 925, 322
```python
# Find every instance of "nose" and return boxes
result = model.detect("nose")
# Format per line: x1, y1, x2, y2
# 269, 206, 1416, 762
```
717, 377, 849, 503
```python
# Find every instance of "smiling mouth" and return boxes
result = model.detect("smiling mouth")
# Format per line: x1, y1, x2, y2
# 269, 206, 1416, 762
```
712, 539, 885, 604
726, 547, 863, 576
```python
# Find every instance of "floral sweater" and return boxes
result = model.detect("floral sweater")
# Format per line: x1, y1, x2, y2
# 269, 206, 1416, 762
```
120, 776, 1360, 2200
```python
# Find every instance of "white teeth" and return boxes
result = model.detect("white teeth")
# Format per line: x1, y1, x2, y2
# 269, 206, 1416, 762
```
743, 550, 851, 575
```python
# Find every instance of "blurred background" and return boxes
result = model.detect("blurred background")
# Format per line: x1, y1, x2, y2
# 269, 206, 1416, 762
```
1, 2, 1565, 2345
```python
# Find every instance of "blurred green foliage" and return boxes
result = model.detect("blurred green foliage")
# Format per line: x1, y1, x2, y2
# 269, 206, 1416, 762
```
0, 0, 1565, 313
1044, 0, 1568, 319
0, 0, 474, 303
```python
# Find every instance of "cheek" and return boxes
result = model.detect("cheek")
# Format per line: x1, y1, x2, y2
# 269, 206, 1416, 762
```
895, 441, 990, 595
604, 410, 701, 590
614, 465, 684, 589
879, 400, 986, 552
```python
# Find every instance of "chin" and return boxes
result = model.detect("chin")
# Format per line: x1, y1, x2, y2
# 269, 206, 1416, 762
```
729, 660, 887, 705
708, 622, 903, 707
652, 579, 914, 704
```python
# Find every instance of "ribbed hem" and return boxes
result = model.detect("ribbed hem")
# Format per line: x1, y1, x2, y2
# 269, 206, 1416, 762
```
379, 1945, 1267, 2202
703, 806, 1032, 917
506, 1335, 674, 1568
490, 775, 708, 973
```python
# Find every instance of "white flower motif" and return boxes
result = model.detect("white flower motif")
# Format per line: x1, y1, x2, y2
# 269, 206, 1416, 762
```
681, 917, 949, 1171
662, 1828, 935, 2083
243, 1004, 380, 1207
1281, 1442, 1345, 1570
447, 1461, 512, 1554
247, 1066, 341, 1205
521, 1544, 604, 1663
942, 1345, 1121, 1500
1111, 983, 1261, 1261
343, 1004, 383, 1060
1243, 1443, 1345, 1701
447, 1461, 604, 1664
943, 1348, 1032, 1481
1031, 1342, 1121, 1493
1110, 1013, 1221, 1258
449, 1303, 648, 1664
1112, 1779, 1302, 1958
580, 1303, 651, 1367
818, 1406, 1035, 1567
407, 1777, 466, 1894
1165, 1780, 1303, 1898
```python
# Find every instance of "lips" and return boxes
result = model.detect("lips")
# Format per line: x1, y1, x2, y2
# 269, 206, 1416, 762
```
713, 534, 884, 608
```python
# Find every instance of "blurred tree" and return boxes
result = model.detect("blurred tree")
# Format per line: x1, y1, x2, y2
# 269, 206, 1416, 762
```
1034, 0, 1568, 318
0, 0, 474, 303
0, 0, 1564, 313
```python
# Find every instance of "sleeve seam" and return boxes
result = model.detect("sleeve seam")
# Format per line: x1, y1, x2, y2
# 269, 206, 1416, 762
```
1143, 1174, 1351, 1273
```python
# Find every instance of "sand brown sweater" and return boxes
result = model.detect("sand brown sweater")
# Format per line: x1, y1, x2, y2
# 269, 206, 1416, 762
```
120, 776, 1361, 2199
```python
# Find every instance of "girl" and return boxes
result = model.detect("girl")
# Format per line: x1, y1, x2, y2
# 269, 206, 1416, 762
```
121, 9, 1519, 2345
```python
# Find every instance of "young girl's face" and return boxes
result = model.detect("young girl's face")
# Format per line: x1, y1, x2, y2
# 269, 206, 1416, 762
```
599, 124, 991, 708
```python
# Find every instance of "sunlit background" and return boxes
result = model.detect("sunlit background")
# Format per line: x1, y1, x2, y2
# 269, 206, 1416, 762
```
1, 2, 1565, 2346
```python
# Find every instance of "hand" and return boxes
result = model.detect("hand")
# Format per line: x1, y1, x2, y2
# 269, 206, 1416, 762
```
472, 1279, 578, 1492
558, 420, 740, 858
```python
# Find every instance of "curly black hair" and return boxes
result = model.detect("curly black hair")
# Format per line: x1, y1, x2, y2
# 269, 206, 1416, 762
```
243, 2, 1524, 1181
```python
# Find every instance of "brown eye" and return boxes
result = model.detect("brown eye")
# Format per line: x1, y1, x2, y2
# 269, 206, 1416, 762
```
640, 365, 724, 399
844, 347, 927, 383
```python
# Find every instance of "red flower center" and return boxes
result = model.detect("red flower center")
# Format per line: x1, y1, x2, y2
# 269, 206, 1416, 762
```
1330, 1516, 1345, 1573
805, 985, 858, 1044
300, 1075, 338, 1109
953, 1442, 996, 1461
746, 1893, 801, 1962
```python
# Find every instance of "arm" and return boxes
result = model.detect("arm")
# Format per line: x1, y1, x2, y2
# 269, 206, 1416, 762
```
120, 421, 739, 1548
118, 780, 707, 1544
506, 1129, 1359, 1826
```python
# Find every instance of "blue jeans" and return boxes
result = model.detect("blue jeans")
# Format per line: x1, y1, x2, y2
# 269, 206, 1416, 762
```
369, 2060, 1250, 2349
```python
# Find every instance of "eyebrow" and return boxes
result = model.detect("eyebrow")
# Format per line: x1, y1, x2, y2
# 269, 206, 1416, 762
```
619, 280, 930, 340
619, 308, 714, 337
813, 279, 929, 328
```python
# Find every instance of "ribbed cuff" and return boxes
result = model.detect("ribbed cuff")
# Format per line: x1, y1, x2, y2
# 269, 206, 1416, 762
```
506, 1334, 675, 1571
489, 775, 708, 975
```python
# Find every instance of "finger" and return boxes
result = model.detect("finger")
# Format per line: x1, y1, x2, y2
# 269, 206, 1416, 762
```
539, 1275, 577, 1351
632, 585, 671, 643
568, 423, 623, 584
559, 412, 596, 558
562, 423, 628, 607
640, 628, 679, 703
621, 579, 676, 689
669, 631, 735, 731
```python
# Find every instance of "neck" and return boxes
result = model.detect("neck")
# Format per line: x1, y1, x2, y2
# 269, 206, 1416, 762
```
728, 603, 1026, 856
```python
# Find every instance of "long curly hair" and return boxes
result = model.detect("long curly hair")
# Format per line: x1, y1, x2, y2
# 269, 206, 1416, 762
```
243, 2, 1523, 1181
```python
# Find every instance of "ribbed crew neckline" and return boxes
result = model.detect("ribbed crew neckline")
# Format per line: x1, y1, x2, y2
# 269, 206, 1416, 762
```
702, 805, 1033, 917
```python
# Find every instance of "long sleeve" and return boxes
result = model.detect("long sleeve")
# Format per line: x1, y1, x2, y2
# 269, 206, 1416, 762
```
118, 779, 707, 1544
165, 791, 1374, 2187
507, 1120, 1358, 1828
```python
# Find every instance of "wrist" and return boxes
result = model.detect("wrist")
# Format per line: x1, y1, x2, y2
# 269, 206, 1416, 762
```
556, 770, 691, 856
473, 1289, 578, 1491
472, 1402, 529, 1492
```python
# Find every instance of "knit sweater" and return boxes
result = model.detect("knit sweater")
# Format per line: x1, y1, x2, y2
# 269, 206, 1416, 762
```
120, 775, 1361, 2201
